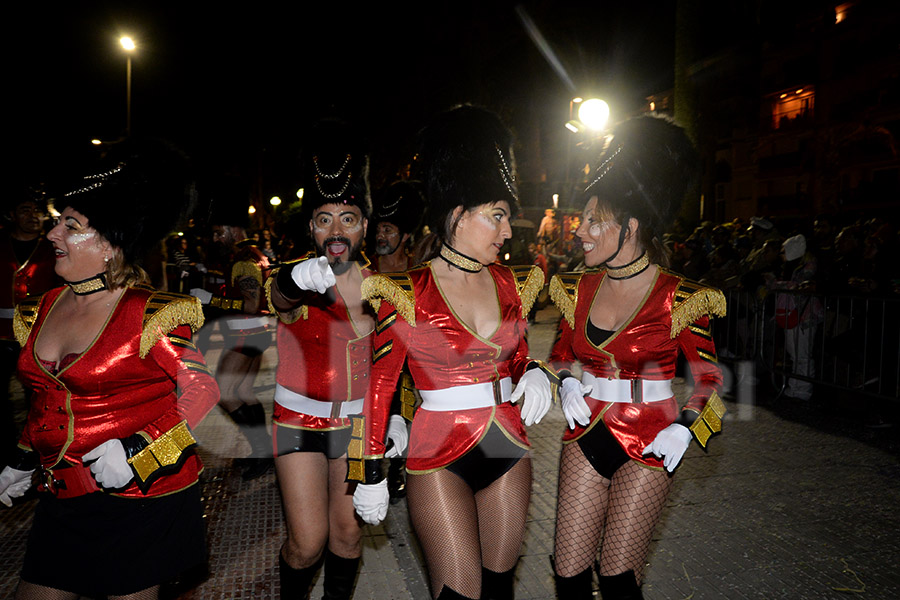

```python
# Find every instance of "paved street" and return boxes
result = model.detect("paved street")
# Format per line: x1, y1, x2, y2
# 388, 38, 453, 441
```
2, 305, 899, 599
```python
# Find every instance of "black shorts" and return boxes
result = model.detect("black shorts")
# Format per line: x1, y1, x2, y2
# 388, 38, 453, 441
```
445, 424, 527, 492
274, 424, 353, 460
576, 423, 630, 480
222, 330, 272, 358
22, 485, 207, 597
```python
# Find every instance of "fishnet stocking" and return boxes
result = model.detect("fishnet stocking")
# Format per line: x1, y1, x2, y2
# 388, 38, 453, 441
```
554, 443, 672, 584
408, 457, 532, 599
15, 581, 159, 599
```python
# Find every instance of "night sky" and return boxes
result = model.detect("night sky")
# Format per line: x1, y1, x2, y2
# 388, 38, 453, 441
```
11, 1, 677, 200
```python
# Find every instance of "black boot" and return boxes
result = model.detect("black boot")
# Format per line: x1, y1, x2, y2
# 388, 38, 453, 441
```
387, 457, 406, 504
279, 552, 321, 599
554, 566, 593, 599
437, 585, 478, 600
321, 548, 360, 600
597, 569, 643, 600
229, 403, 273, 480
481, 566, 515, 600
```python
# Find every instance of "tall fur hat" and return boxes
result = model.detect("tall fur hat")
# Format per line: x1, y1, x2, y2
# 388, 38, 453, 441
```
371, 180, 425, 236
60, 137, 194, 264
583, 114, 698, 238
415, 104, 519, 240
300, 118, 371, 222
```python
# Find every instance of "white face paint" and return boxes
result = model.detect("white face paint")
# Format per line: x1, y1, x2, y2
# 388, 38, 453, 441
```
68, 230, 97, 245
577, 197, 623, 268
451, 201, 513, 265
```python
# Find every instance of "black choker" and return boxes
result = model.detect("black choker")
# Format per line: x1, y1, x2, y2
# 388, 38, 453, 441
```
606, 253, 650, 280
439, 244, 483, 273
67, 273, 109, 295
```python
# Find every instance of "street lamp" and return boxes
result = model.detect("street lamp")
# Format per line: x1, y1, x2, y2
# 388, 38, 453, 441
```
120, 36, 136, 137
578, 99, 610, 132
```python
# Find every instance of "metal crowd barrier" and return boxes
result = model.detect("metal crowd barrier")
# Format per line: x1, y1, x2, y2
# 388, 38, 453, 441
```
715, 288, 900, 401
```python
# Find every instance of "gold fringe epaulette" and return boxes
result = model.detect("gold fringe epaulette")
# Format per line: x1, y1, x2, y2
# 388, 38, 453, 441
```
549, 272, 584, 328
670, 276, 727, 339
140, 291, 205, 358
361, 273, 416, 326
508, 265, 544, 319
128, 420, 197, 484
232, 259, 263, 287
13, 294, 45, 348
689, 391, 726, 447
265, 265, 308, 324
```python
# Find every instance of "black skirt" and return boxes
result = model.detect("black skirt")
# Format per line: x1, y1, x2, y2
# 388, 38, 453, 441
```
21, 484, 208, 597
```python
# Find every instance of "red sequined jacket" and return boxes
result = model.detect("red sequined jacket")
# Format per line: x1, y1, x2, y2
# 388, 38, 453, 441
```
549, 268, 726, 467
14, 285, 219, 497
351, 262, 544, 476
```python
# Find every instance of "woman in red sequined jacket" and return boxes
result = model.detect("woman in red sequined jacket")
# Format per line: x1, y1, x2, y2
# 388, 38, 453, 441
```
0, 140, 219, 600
548, 116, 726, 600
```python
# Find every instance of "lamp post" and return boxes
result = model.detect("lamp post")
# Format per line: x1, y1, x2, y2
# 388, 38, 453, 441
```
563, 97, 610, 209
120, 37, 136, 137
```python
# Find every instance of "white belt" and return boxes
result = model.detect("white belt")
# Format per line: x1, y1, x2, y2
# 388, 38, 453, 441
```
274, 384, 364, 418
419, 377, 512, 412
581, 372, 673, 404
0, 308, 13, 319
208, 276, 226, 284
224, 316, 270, 331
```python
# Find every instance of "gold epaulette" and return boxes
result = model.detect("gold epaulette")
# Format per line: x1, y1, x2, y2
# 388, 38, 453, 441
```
549, 272, 584, 328
13, 294, 45, 348
128, 420, 197, 485
265, 263, 308, 324
670, 276, 727, 338
141, 291, 205, 358
232, 259, 263, 287
361, 272, 416, 326
507, 265, 544, 319
688, 391, 726, 447
346, 415, 366, 482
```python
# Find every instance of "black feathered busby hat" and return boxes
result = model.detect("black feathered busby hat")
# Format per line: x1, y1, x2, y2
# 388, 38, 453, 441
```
60, 138, 194, 265
582, 114, 698, 242
300, 118, 371, 222
371, 180, 425, 236
415, 104, 519, 241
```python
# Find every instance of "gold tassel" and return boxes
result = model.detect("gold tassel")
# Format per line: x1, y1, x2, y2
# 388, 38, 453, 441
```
361, 274, 416, 326
670, 285, 727, 339
549, 274, 578, 328
140, 293, 205, 358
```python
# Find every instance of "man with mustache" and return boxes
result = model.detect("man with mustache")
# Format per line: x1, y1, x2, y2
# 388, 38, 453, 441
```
266, 120, 407, 600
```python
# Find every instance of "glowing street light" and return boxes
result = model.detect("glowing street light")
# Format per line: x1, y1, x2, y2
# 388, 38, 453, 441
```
578, 99, 610, 131
270, 196, 282, 207
120, 36, 136, 136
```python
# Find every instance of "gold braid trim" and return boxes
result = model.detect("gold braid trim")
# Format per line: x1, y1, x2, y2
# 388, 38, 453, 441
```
128, 420, 198, 483
360, 273, 416, 327
13, 295, 44, 348
140, 292, 205, 358
670, 277, 727, 339
232, 259, 263, 287
508, 265, 544, 318
346, 415, 366, 482
688, 391, 726, 447
549, 272, 583, 328
265, 268, 308, 324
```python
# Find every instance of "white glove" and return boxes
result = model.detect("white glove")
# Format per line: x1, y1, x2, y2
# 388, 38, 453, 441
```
560, 377, 593, 430
83, 439, 134, 489
189, 288, 212, 305
384, 415, 408, 459
510, 368, 553, 426
353, 480, 389, 525
291, 256, 336, 294
0, 466, 33, 507
642, 424, 693, 472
